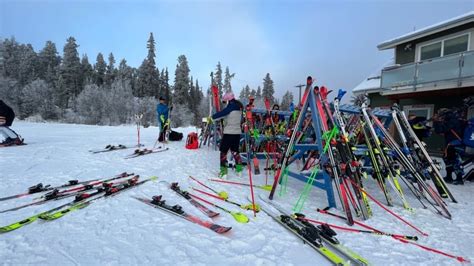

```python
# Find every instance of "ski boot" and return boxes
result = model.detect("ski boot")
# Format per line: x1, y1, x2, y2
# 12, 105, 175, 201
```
219, 166, 228, 179
235, 164, 243, 177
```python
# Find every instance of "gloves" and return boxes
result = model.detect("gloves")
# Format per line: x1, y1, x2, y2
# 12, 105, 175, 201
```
207, 116, 213, 123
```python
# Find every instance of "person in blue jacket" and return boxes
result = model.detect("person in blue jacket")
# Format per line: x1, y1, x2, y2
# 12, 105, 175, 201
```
212, 92, 244, 178
156, 97, 170, 142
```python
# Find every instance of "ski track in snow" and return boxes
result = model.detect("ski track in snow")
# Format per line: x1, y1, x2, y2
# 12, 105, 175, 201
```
0, 121, 473, 265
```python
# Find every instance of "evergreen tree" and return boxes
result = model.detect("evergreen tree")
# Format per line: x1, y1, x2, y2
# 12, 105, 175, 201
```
280, 90, 294, 111
163, 68, 170, 102
81, 54, 94, 85
245, 85, 251, 99
250, 88, 256, 98
105, 52, 116, 86
214, 62, 223, 98
38, 41, 60, 83
223, 66, 235, 93
136, 33, 159, 97
117, 59, 133, 84
1, 38, 21, 80
18, 44, 38, 86
262, 73, 275, 104
239, 87, 245, 100
173, 55, 190, 105
58, 37, 82, 108
94, 53, 106, 86
256, 86, 262, 100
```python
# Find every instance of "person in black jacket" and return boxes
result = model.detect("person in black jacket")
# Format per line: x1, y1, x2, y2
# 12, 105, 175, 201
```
0, 100, 23, 146
0, 100, 15, 127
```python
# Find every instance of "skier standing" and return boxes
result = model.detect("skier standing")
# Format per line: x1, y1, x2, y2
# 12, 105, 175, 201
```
211, 92, 244, 178
156, 97, 170, 143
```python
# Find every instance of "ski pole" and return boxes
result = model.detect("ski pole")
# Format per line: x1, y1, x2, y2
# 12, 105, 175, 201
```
188, 193, 249, 223
317, 208, 469, 263
298, 213, 418, 241
347, 178, 428, 236
192, 187, 260, 212
208, 178, 272, 191
189, 176, 228, 199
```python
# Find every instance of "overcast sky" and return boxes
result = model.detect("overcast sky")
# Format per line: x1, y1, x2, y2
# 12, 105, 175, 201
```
1, 0, 472, 102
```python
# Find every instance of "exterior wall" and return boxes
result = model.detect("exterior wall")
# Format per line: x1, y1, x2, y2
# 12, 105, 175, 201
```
368, 93, 392, 108
395, 22, 474, 65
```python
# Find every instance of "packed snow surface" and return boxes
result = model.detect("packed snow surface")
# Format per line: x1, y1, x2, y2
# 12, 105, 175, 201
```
1, 122, 473, 265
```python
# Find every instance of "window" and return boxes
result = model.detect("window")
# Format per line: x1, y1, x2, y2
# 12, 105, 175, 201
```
444, 34, 469, 56
418, 33, 470, 61
403, 104, 434, 120
420, 42, 442, 60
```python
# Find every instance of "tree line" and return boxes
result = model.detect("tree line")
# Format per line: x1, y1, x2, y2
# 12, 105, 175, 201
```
0, 33, 294, 127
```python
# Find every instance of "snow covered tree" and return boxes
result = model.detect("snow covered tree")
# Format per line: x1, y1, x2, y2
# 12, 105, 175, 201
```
117, 59, 133, 85
105, 52, 116, 86
58, 37, 82, 108
102, 79, 134, 125
161, 68, 171, 102
223, 66, 235, 93
38, 41, 60, 84
0, 76, 20, 114
280, 90, 294, 111
256, 86, 262, 101
173, 55, 190, 105
239, 85, 251, 101
20, 79, 58, 119
136, 33, 159, 98
214, 62, 223, 98
81, 54, 94, 85
18, 44, 38, 86
94, 53, 106, 86
351, 94, 367, 106
262, 73, 275, 104
1, 38, 21, 79
75, 84, 106, 124
189, 78, 203, 125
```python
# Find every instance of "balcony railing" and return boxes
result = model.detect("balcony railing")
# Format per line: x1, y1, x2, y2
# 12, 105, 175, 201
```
381, 50, 474, 90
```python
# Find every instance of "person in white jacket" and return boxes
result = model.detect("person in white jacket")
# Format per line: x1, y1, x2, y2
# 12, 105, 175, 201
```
212, 92, 244, 178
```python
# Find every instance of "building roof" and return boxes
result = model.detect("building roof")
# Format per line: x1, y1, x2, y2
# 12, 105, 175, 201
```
352, 59, 394, 94
377, 11, 474, 50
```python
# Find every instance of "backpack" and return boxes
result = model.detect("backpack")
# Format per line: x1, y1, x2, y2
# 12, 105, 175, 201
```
185, 132, 198, 149
169, 130, 183, 141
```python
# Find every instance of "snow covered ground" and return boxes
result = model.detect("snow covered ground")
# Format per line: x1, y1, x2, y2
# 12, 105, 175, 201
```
1, 121, 473, 265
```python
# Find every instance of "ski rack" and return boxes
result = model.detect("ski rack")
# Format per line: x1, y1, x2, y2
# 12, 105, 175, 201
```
238, 108, 293, 164
267, 81, 337, 208
338, 104, 393, 127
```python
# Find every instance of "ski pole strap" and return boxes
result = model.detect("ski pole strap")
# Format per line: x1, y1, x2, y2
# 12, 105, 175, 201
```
321, 127, 339, 153
278, 167, 289, 197
293, 168, 319, 212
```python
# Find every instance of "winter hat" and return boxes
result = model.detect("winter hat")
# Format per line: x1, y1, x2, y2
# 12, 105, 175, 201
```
222, 92, 235, 101
159, 96, 166, 101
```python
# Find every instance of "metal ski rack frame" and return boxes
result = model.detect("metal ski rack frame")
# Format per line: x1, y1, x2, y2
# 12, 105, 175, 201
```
270, 78, 336, 208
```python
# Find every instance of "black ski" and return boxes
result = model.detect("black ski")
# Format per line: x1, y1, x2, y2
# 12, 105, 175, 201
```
125, 147, 169, 159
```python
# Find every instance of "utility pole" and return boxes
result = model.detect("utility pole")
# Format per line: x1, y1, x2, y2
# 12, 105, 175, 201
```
295, 84, 305, 105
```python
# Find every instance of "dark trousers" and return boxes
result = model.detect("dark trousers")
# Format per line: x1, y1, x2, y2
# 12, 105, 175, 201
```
219, 134, 242, 167
159, 123, 169, 142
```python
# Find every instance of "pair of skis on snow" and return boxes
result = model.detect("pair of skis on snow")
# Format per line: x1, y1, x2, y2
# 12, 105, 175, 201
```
0, 174, 155, 233
133, 181, 232, 234
257, 195, 369, 266
89, 144, 169, 159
